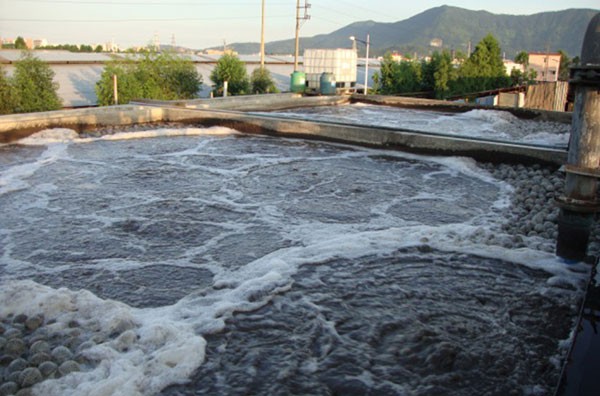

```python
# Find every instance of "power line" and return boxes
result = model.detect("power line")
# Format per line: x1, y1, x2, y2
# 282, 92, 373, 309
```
15, 0, 289, 5
0, 15, 294, 23
334, 0, 397, 20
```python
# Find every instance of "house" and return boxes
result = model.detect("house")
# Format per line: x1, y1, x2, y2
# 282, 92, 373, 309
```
503, 59, 524, 75
528, 52, 561, 82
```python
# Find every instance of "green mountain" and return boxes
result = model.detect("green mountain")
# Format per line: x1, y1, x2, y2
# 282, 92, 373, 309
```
214, 6, 598, 59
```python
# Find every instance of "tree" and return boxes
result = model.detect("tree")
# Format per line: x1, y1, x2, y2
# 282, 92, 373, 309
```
373, 52, 423, 95
251, 67, 278, 94
454, 33, 511, 95
514, 51, 529, 67
210, 53, 250, 96
95, 52, 203, 106
558, 50, 571, 81
0, 66, 18, 114
94, 45, 103, 53
80, 44, 94, 52
14, 37, 27, 50
13, 52, 62, 112
95, 61, 143, 105
423, 51, 456, 99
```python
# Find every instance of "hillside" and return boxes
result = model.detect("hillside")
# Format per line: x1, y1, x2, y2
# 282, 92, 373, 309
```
215, 6, 598, 58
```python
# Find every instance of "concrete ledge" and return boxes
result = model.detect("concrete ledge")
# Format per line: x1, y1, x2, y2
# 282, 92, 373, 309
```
0, 99, 567, 166
159, 107, 567, 166
0, 105, 167, 143
353, 94, 573, 123
133, 93, 350, 112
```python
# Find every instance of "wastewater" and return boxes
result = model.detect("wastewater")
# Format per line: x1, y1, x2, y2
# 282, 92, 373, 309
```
254, 102, 571, 147
0, 118, 590, 395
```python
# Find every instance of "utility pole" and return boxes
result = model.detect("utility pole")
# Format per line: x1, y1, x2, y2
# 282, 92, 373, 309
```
260, 0, 265, 67
294, 0, 310, 71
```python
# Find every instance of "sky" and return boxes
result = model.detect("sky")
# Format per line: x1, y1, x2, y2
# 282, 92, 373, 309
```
0, 0, 598, 50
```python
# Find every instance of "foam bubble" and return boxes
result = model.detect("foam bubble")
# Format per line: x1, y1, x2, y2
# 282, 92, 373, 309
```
17, 128, 80, 145
0, 281, 206, 396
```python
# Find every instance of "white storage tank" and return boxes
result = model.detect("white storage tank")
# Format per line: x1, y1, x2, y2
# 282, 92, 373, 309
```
303, 49, 357, 93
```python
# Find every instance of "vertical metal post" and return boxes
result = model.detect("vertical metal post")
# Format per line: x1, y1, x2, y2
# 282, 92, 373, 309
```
112, 74, 118, 105
223, 81, 228, 97
260, 0, 265, 68
556, 13, 600, 260
294, 0, 300, 71
364, 34, 370, 95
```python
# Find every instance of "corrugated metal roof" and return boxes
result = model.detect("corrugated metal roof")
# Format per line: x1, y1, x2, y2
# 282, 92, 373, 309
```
0, 49, 115, 62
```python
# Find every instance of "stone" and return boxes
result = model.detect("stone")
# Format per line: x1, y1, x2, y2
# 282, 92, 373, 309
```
0, 382, 19, 396
38, 361, 57, 378
28, 352, 52, 366
58, 360, 80, 376
19, 367, 43, 388
12, 314, 28, 325
51, 346, 73, 364
4, 338, 26, 357
24, 315, 44, 332
3, 328, 22, 340
8, 358, 28, 373
29, 340, 50, 355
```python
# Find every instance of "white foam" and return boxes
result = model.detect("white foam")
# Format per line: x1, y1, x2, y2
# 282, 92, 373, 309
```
0, 281, 205, 396
0, 143, 68, 195
0, 126, 587, 395
91, 126, 241, 142
17, 128, 80, 145
261, 105, 570, 146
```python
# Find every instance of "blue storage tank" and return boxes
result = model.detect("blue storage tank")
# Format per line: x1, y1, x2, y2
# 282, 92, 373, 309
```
319, 72, 337, 95
290, 71, 306, 93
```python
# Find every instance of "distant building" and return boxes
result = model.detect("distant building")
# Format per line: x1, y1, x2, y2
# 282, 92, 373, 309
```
33, 39, 48, 48
503, 59, 524, 75
204, 49, 238, 56
430, 38, 443, 48
391, 52, 404, 62
104, 40, 120, 52
528, 52, 561, 82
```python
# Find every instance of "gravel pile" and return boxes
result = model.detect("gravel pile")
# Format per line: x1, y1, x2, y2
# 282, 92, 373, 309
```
0, 314, 93, 396
481, 162, 600, 256
81, 122, 186, 138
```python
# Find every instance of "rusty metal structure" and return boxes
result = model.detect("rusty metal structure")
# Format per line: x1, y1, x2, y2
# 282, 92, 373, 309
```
556, 12, 600, 260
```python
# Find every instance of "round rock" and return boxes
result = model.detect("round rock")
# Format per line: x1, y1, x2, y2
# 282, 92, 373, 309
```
39, 360, 58, 378
58, 360, 80, 376
29, 340, 50, 355
29, 352, 52, 366
8, 357, 28, 374
4, 338, 26, 356
0, 382, 19, 396
3, 328, 22, 340
25, 315, 44, 332
19, 367, 43, 388
51, 346, 73, 364
12, 314, 28, 325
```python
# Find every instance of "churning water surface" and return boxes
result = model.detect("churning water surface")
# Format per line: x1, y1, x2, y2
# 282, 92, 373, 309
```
254, 103, 571, 147
0, 126, 588, 395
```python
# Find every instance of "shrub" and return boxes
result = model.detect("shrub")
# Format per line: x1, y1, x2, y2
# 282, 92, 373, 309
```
251, 67, 279, 94
95, 51, 203, 106
210, 53, 250, 96
12, 52, 62, 113
0, 66, 18, 114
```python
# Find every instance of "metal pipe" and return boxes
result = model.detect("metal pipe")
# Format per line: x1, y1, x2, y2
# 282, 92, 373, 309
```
364, 34, 370, 95
556, 12, 600, 260
294, 0, 300, 71
260, 0, 265, 68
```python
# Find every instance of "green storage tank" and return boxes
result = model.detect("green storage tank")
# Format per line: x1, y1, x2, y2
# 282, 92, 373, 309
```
290, 71, 306, 93
319, 72, 336, 95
